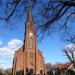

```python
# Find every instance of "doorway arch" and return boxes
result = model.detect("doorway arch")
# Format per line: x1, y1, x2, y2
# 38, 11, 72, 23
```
29, 64, 34, 74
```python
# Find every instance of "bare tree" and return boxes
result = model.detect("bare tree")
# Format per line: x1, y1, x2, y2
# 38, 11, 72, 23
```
0, 0, 75, 42
64, 43, 75, 68
38, 0, 75, 43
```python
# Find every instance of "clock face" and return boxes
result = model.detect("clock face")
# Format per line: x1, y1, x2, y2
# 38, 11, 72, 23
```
29, 31, 33, 36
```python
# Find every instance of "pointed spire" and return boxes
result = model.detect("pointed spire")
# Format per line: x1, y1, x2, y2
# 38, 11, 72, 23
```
27, 6, 33, 22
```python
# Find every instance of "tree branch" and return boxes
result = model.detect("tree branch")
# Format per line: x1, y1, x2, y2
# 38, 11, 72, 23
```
4, 0, 21, 21
64, 50, 73, 63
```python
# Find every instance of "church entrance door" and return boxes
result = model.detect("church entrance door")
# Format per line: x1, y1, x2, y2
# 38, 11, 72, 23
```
29, 64, 34, 74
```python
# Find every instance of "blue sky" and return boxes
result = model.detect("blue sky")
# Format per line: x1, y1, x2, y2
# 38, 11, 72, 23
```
0, 17, 71, 69
38, 33, 69, 63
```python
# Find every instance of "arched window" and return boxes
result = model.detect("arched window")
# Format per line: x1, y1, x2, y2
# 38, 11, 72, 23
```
30, 53, 35, 60
29, 39, 33, 48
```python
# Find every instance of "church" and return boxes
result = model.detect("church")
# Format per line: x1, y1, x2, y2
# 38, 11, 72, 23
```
12, 7, 45, 75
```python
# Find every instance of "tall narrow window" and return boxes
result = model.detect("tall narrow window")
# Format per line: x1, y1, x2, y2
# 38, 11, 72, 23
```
30, 53, 35, 60
29, 39, 33, 48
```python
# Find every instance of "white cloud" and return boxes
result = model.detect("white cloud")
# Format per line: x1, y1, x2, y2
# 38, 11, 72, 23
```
8, 39, 23, 50
0, 39, 23, 56
65, 43, 75, 51
0, 39, 23, 69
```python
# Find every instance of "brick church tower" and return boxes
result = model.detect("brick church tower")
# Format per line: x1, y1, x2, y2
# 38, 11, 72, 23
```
12, 6, 45, 75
